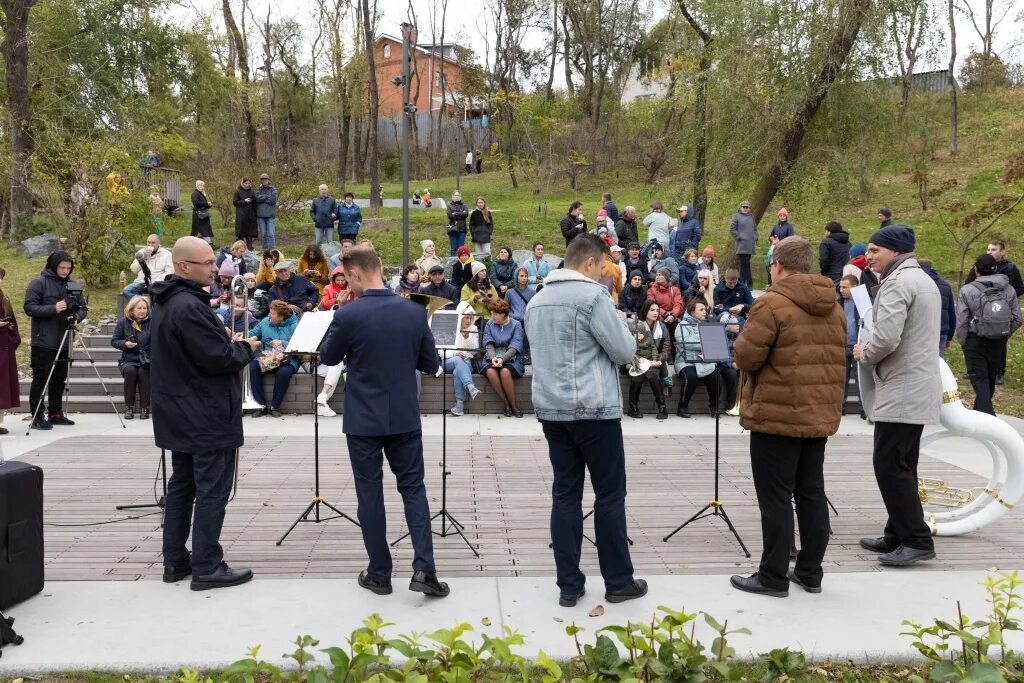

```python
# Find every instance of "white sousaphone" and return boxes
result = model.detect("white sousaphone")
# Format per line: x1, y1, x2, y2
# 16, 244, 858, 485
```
859, 308, 1024, 535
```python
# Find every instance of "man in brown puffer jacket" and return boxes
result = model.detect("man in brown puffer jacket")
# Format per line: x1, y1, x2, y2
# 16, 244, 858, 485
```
730, 236, 847, 598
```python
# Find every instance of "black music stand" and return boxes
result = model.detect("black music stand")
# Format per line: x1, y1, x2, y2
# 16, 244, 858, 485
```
392, 311, 478, 556
663, 322, 750, 557
277, 311, 359, 545
115, 448, 168, 524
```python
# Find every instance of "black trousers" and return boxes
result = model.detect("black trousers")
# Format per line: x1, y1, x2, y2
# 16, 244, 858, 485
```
543, 419, 634, 595
718, 365, 738, 409
873, 422, 934, 551
964, 335, 1002, 415
29, 345, 69, 418
738, 254, 753, 287
121, 363, 151, 409
678, 365, 719, 412
162, 448, 236, 575
749, 432, 829, 590
346, 430, 435, 582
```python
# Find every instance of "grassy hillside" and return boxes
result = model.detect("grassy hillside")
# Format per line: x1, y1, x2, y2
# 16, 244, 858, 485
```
3, 87, 1023, 413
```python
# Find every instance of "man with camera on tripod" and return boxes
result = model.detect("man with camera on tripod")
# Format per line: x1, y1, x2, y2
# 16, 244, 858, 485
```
24, 250, 88, 430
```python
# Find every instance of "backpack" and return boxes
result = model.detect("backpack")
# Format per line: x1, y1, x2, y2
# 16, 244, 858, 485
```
970, 282, 1013, 339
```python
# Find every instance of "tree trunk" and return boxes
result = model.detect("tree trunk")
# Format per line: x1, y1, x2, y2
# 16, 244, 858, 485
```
339, 77, 351, 188
544, 0, 558, 100
748, 0, 870, 223
948, 0, 958, 156
223, 0, 258, 162
361, 0, 380, 214
561, 7, 574, 101
676, 0, 711, 229
0, 0, 37, 237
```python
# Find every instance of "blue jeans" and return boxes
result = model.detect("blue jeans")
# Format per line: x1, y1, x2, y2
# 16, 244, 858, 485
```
315, 226, 334, 245
122, 281, 147, 299
444, 356, 474, 401
447, 232, 466, 256
249, 359, 296, 410
258, 217, 277, 249
346, 430, 436, 582
543, 419, 634, 595
162, 448, 236, 575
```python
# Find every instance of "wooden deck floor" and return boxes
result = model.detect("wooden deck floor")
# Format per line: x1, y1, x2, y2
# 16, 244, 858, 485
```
25, 435, 1024, 581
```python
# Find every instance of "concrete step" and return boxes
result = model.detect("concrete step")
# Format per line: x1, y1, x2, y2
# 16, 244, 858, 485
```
69, 361, 121, 378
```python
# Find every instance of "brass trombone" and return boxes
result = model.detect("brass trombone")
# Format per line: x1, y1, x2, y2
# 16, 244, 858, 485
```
229, 274, 263, 501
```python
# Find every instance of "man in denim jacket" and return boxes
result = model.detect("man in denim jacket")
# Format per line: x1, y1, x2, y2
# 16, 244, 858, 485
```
525, 233, 648, 608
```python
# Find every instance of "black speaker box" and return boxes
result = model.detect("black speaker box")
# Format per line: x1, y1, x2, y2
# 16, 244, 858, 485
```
0, 460, 44, 610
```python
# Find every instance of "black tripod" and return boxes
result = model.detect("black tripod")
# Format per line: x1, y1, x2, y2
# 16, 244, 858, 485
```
663, 323, 750, 557
25, 319, 124, 435
115, 448, 168, 523
278, 354, 359, 545
392, 348, 478, 556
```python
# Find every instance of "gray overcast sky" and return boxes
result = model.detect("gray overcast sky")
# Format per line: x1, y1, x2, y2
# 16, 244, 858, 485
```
175, 0, 1021, 83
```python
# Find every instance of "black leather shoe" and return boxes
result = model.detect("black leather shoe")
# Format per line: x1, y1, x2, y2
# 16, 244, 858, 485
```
559, 586, 585, 607
190, 562, 253, 591
605, 579, 648, 603
730, 573, 788, 598
163, 564, 192, 583
676, 408, 691, 418
512, 408, 524, 418
253, 407, 270, 418
31, 417, 53, 430
358, 570, 393, 595
786, 569, 821, 594
270, 408, 282, 418
859, 537, 898, 553
140, 408, 150, 420
49, 413, 75, 426
503, 407, 513, 418
879, 545, 936, 567
409, 571, 450, 598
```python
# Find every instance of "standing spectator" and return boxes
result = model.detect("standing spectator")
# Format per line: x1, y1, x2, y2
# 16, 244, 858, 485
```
148, 186, 164, 237
844, 242, 868, 282
446, 190, 469, 256
672, 205, 702, 263
256, 249, 282, 288
0, 266, 20, 434
853, 224, 940, 567
764, 235, 780, 286
253, 173, 278, 249
730, 235, 846, 597
594, 210, 616, 245
461, 262, 499, 319
626, 299, 671, 420
730, 200, 758, 288
524, 242, 551, 290
646, 268, 682, 328
560, 201, 587, 246
524, 233, 646, 607
490, 246, 518, 296
465, 149, 473, 174
268, 261, 319, 314
700, 245, 720, 284
475, 150, 483, 174
125, 234, 174, 298
247, 300, 300, 418
878, 207, 893, 229
111, 295, 153, 420
618, 271, 647, 317
505, 267, 535, 327
310, 184, 339, 245
451, 246, 475, 292
232, 178, 258, 250
965, 239, 1024, 385
770, 208, 795, 241
602, 192, 619, 223
673, 300, 718, 418
678, 249, 701, 290
615, 206, 639, 250
481, 299, 526, 417
414, 239, 442, 278
839, 275, 861, 411
469, 196, 494, 258
151, 237, 258, 590
191, 180, 213, 244
818, 221, 850, 286
599, 243, 624, 304
24, 250, 87, 430
955, 253, 1022, 415
298, 244, 331, 294
714, 269, 753, 318
646, 243, 679, 285
919, 258, 956, 356
337, 192, 362, 242
421, 264, 460, 305
642, 202, 671, 247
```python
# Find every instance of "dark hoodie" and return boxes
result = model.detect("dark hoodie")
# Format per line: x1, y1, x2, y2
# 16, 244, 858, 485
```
618, 270, 647, 315
819, 230, 850, 284
24, 250, 87, 351
733, 273, 847, 439
924, 267, 956, 340
149, 275, 254, 453
446, 199, 469, 235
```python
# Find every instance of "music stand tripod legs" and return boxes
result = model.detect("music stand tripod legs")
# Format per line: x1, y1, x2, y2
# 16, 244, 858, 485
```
115, 449, 169, 524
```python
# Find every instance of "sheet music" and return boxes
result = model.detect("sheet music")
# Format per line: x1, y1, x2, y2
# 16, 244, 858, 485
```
285, 310, 336, 354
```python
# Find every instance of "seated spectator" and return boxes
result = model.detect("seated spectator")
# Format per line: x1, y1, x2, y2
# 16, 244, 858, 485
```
504, 267, 534, 326
490, 246, 518, 296
111, 295, 152, 420
217, 240, 249, 275
647, 242, 679, 285
717, 311, 742, 416
210, 259, 237, 309
714, 268, 753, 318
446, 311, 483, 416
241, 272, 269, 320
329, 238, 356, 270
414, 239, 443, 277
421, 264, 459, 305
523, 242, 551, 290
618, 270, 647, 317
256, 248, 283, 288
699, 246, 719, 284
600, 243, 624, 304
297, 244, 330, 293
481, 298, 525, 417
269, 260, 319, 314
315, 283, 359, 417
398, 264, 421, 294
646, 268, 682, 328
218, 295, 253, 335
451, 245, 474, 292
320, 266, 353, 310
247, 300, 300, 417
684, 269, 715, 311
626, 299, 672, 420
124, 234, 173, 298
678, 248, 701, 290
461, 261, 498, 319
673, 299, 719, 418
623, 242, 649, 282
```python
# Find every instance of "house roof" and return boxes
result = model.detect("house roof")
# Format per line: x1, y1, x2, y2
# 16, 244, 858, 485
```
375, 34, 463, 67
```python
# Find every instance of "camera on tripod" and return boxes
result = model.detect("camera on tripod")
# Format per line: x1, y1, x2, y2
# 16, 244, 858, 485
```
63, 282, 87, 322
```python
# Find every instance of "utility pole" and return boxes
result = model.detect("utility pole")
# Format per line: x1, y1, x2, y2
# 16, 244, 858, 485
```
396, 22, 417, 266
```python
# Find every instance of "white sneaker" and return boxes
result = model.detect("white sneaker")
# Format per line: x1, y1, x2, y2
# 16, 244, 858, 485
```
467, 384, 481, 400
726, 406, 740, 416
317, 403, 337, 417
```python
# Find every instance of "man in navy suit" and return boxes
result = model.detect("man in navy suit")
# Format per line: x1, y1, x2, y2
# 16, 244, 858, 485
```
319, 246, 450, 598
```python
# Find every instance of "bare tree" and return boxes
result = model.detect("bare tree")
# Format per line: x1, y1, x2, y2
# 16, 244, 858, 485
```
544, 0, 558, 100
0, 0, 38, 236
361, 0, 381, 214
676, 0, 712, 228
223, 0, 258, 161
959, 0, 1016, 58
887, 0, 930, 123
949, 0, 959, 154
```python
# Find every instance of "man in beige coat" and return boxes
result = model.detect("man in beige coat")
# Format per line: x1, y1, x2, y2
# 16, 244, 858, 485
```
854, 224, 940, 567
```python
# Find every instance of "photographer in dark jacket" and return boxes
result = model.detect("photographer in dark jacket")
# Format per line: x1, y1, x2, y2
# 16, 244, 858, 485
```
560, 201, 587, 246
818, 221, 850, 286
151, 236, 259, 591
24, 250, 88, 430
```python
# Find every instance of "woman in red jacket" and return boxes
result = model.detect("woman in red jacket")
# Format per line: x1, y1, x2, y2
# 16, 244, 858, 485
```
645, 267, 682, 329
